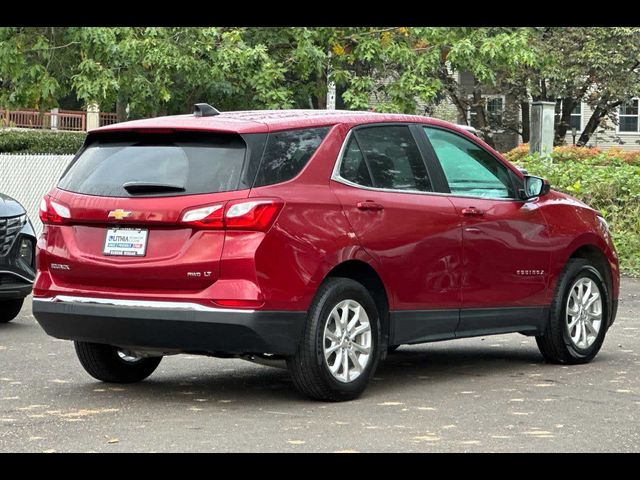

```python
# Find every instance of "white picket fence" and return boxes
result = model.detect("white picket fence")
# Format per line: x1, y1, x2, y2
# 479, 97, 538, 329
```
0, 154, 74, 236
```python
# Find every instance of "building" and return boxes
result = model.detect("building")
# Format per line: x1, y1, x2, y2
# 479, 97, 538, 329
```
452, 71, 640, 152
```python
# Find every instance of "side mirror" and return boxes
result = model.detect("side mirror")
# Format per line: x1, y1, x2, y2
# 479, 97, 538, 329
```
520, 175, 550, 200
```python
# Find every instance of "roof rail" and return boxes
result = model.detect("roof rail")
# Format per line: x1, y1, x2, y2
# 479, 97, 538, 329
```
194, 103, 220, 117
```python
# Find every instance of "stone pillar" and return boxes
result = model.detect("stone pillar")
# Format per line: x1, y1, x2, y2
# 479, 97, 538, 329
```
529, 101, 556, 156
86, 103, 100, 131
50, 108, 59, 130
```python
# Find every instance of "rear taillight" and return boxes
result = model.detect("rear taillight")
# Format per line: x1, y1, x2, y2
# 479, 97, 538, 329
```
39, 196, 71, 225
179, 203, 225, 229
180, 199, 283, 231
225, 200, 284, 231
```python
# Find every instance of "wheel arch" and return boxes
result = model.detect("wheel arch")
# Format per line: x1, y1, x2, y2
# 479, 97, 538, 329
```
557, 241, 618, 326
322, 259, 391, 351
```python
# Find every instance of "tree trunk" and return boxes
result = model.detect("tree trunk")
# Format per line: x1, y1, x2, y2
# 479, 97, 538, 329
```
576, 100, 622, 147
471, 85, 496, 149
116, 91, 128, 122
316, 74, 327, 110
520, 101, 530, 143
554, 97, 575, 146
438, 67, 468, 123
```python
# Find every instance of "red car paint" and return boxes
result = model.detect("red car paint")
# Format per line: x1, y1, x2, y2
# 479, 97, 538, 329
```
33, 110, 619, 324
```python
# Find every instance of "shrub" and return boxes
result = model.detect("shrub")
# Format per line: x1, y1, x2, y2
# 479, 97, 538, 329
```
510, 152, 640, 276
0, 129, 86, 155
505, 144, 640, 166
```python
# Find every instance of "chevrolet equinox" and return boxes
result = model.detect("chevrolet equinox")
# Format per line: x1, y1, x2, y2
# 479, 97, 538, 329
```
32, 105, 619, 401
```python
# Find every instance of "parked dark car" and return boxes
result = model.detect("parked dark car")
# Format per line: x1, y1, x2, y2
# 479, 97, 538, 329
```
0, 192, 36, 322
33, 106, 619, 401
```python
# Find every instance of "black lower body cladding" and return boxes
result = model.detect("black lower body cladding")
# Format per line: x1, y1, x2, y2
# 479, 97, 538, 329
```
32, 297, 307, 355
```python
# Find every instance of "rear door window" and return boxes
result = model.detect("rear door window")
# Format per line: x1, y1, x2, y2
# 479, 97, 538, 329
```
253, 127, 330, 187
339, 136, 373, 187
349, 125, 432, 192
58, 131, 247, 197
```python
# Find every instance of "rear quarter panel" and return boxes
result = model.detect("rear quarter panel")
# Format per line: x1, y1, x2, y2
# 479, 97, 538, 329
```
242, 124, 389, 311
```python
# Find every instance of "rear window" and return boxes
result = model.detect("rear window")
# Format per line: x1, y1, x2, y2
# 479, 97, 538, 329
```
253, 127, 330, 187
58, 131, 247, 197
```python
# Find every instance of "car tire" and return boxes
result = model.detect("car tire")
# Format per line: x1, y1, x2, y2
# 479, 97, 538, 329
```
74, 341, 162, 383
536, 259, 609, 364
287, 277, 381, 402
0, 299, 24, 323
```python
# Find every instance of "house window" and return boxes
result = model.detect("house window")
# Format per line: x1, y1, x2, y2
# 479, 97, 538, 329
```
468, 96, 504, 129
570, 104, 582, 131
486, 97, 504, 124
555, 101, 582, 131
619, 99, 639, 133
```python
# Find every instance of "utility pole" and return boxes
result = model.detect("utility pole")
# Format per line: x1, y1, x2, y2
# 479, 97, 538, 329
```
326, 51, 336, 110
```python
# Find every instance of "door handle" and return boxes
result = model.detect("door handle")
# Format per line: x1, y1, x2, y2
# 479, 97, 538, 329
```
356, 201, 384, 211
462, 207, 484, 217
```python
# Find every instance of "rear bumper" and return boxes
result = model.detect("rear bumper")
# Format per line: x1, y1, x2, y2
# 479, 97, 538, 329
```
0, 283, 32, 300
0, 271, 33, 300
32, 296, 306, 355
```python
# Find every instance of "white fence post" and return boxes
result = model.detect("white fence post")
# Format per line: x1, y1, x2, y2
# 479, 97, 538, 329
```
50, 108, 59, 130
86, 103, 100, 131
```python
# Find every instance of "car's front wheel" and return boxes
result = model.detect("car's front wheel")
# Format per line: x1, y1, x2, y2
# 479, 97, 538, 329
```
536, 259, 610, 364
287, 277, 381, 401
74, 341, 162, 383
0, 299, 24, 323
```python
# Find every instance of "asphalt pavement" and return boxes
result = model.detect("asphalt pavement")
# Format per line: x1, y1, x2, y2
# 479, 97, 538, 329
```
1, 278, 638, 452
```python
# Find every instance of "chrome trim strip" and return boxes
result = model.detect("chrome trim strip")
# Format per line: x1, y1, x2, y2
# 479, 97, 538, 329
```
0, 270, 35, 284
330, 128, 354, 180
33, 295, 255, 313
330, 124, 523, 203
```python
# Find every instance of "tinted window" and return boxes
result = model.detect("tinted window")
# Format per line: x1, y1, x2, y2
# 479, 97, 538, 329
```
253, 127, 330, 187
58, 132, 246, 197
339, 137, 373, 187
353, 126, 431, 192
424, 127, 515, 199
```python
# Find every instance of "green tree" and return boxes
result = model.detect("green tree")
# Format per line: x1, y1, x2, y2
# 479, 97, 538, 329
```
68, 27, 295, 120
522, 27, 640, 146
0, 27, 73, 110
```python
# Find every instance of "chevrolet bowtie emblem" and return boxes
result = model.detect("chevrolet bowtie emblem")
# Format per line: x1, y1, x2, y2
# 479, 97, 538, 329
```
108, 209, 132, 220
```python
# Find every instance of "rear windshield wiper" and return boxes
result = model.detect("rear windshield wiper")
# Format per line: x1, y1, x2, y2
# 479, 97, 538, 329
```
123, 181, 186, 194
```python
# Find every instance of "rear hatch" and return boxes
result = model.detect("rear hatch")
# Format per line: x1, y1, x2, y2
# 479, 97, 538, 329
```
42, 130, 255, 292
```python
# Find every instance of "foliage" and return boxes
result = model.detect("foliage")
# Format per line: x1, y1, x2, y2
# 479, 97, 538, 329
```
0, 129, 85, 154
519, 27, 640, 146
0, 27, 541, 120
511, 150, 640, 276
2, 27, 639, 150
505, 144, 640, 166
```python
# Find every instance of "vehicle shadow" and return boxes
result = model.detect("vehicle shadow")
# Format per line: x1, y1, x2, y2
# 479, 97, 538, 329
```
67, 342, 573, 405
0, 321, 31, 332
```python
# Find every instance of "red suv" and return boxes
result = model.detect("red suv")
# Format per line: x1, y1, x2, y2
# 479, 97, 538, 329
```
33, 105, 619, 401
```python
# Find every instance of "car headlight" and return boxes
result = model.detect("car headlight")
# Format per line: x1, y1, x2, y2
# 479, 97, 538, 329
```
19, 238, 34, 267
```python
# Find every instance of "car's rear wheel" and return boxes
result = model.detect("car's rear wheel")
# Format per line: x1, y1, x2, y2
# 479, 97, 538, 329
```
74, 341, 162, 383
0, 299, 24, 323
287, 277, 381, 401
536, 259, 609, 364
